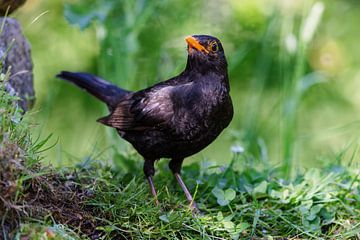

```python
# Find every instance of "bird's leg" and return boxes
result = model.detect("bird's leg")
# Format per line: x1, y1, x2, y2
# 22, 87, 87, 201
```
169, 159, 200, 213
174, 173, 200, 213
144, 159, 159, 205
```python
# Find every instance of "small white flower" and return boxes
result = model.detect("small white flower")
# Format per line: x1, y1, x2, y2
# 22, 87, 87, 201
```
231, 144, 244, 154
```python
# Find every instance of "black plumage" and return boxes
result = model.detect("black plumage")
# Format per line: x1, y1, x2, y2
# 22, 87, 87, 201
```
57, 35, 233, 212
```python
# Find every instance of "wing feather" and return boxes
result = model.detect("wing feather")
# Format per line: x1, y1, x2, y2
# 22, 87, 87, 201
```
98, 86, 176, 130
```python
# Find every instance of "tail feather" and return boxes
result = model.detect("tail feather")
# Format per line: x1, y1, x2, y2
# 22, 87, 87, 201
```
56, 71, 130, 109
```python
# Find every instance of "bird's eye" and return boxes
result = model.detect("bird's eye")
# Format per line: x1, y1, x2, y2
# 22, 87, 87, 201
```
211, 42, 218, 52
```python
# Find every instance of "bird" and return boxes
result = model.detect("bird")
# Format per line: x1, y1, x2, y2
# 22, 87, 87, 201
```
57, 35, 233, 213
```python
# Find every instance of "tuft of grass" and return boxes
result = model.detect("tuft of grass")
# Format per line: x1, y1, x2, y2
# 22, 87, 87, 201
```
8, 148, 359, 239
15, 223, 80, 240
0, 44, 88, 239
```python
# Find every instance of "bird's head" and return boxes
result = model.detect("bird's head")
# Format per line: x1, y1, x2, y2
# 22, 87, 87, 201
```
185, 35, 227, 73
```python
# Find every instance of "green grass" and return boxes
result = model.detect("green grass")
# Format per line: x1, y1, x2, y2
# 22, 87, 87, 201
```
1, 77, 359, 238
6, 148, 360, 239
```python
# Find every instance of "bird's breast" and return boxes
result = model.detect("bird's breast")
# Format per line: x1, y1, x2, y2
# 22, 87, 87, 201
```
172, 84, 232, 142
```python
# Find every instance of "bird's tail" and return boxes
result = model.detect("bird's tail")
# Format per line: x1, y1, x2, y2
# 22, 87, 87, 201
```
56, 71, 130, 109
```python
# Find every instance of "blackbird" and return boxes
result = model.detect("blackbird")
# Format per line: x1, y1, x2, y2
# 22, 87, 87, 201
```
57, 35, 233, 212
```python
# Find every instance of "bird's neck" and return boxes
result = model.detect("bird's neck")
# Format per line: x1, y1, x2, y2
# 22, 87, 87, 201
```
184, 57, 229, 90
181, 67, 230, 92
185, 56, 227, 74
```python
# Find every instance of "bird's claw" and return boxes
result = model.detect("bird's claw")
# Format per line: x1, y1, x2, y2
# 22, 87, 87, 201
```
190, 201, 203, 215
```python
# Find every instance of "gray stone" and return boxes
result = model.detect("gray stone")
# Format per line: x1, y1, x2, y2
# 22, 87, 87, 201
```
0, 0, 26, 16
0, 17, 34, 111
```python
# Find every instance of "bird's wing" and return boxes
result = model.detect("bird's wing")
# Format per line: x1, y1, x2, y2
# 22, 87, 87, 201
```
97, 84, 182, 131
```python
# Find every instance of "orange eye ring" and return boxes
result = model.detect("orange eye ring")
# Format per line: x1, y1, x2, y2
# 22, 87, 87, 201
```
211, 42, 218, 52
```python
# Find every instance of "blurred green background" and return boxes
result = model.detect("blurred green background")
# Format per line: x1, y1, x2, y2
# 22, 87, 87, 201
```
13, 0, 360, 173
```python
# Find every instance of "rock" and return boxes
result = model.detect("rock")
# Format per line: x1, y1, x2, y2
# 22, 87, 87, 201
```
0, 0, 26, 16
0, 17, 35, 111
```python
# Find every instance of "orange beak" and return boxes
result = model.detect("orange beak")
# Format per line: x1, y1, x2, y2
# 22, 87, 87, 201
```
185, 36, 209, 54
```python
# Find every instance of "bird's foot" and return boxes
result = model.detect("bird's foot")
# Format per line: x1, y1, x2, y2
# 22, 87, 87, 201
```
189, 202, 202, 216
154, 197, 160, 206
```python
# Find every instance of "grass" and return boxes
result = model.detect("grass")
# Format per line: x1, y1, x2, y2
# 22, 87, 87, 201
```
3, 147, 360, 239
1, 77, 359, 238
